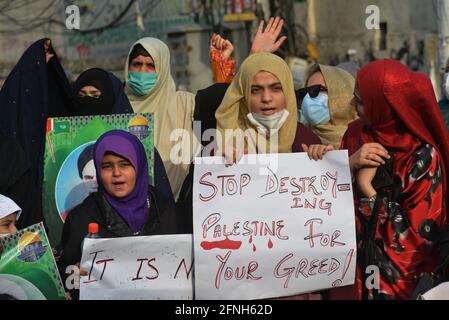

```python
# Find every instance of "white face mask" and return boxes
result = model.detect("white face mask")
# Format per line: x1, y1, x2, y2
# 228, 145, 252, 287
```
247, 110, 290, 135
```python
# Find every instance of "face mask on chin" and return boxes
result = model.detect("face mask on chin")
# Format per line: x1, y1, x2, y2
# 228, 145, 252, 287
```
247, 109, 290, 135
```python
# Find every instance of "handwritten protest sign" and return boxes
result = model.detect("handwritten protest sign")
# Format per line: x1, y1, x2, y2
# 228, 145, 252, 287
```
80, 234, 193, 300
193, 151, 357, 300
43, 113, 154, 246
0, 223, 65, 300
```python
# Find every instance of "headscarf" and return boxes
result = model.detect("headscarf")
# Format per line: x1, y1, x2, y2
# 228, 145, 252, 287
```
303, 64, 358, 149
215, 53, 298, 154
356, 59, 449, 218
0, 39, 73, 188
336, 61, 360, 78
0, 136, 43, 229
0, 137, 29, 193
124, 37, 197, 200
72, 68, 133, 116
93, 130, 148, 233
0, 194, 22, 220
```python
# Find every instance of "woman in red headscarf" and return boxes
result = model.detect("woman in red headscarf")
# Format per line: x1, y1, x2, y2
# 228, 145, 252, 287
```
346, 59, 449, 299
307, 59, 449, 299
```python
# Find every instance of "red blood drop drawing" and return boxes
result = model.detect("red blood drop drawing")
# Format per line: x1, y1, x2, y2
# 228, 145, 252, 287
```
268, 238, 273, 249
249, 235, 253, 244
252, 243, 256, 252
200, 237, 242, 250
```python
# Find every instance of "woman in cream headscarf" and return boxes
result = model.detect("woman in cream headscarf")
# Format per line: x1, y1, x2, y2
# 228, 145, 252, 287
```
215, 52, 320, 157
124, 37, 199, 201
215, 53, 322, 300
299, 64, 358, 150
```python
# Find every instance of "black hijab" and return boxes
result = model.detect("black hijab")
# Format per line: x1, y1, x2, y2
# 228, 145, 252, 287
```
0, 136, 42, 229
0, 38, 73, 189
71, 68, 133, 116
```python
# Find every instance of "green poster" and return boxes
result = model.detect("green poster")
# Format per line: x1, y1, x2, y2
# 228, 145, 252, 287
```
43, 113, 154, 246
0, 222, 65, 300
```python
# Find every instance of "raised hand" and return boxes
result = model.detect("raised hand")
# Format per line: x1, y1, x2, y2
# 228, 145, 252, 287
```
44, 39, 54, 63
210, 33, 234, 60
250, 17, 287, 54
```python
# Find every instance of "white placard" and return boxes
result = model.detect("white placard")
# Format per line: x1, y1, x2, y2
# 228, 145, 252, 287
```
422, 282, 449, 300
193, 151, 357, 300
80, 234, 193, 300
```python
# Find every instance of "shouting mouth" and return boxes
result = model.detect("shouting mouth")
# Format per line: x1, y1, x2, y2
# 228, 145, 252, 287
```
260, 107, 277, 116
112, 181, 126, 189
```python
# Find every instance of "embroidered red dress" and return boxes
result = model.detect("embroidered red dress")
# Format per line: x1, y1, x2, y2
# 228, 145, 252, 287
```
339, 59, 449, 299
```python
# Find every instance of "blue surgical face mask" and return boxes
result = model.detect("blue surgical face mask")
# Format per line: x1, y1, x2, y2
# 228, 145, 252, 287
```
299, 109, 309, 126
301, 92, 330, 126
128, 72, 158, 96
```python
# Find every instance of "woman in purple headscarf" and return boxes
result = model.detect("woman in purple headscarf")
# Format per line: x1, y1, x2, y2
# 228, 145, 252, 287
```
58, 130, 187, 298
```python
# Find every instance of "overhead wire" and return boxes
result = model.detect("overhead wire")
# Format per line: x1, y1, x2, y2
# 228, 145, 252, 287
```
0, 0, 137, 34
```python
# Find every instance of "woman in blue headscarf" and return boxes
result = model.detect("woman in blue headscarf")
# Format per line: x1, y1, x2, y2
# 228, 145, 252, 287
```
58, 130, 186, 298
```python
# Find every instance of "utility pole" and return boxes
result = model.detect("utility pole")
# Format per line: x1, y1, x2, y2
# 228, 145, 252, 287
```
307, 0, 317, 45
267, 0, 296, 56
434, 0, 449, 100
245, 20, 253, 52
439, 0, 449, 70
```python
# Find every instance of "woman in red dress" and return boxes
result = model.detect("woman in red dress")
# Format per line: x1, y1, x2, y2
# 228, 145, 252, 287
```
308, 59, 449, 299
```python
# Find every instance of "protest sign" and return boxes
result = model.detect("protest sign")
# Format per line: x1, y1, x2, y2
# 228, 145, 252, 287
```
43, 113, 154, 246
80, 234, 193, 300
0, 223, 65, 300
193, 151, 357, 300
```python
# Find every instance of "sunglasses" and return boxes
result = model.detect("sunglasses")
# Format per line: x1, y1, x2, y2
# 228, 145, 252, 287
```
296, 84, 328, 100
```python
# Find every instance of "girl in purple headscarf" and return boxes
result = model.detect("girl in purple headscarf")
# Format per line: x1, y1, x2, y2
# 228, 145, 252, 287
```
58, 130, 187, 299
93, 129, 150, 233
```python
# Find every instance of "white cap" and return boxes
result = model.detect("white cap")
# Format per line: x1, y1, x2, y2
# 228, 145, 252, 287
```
0, 194, 22, 220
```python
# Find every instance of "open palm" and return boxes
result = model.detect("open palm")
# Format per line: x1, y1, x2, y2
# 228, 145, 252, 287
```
251, 17, 287, 54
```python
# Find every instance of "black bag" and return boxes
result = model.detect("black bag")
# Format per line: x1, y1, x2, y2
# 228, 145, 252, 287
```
411, 221, 449, 299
